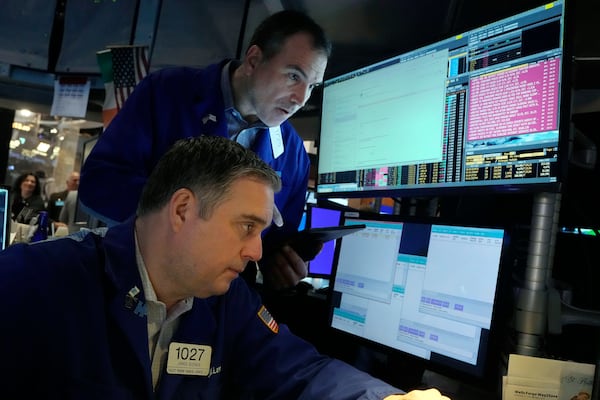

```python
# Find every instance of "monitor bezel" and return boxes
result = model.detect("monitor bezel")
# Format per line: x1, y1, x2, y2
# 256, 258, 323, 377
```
324, 210, 514, 387
0, 185, 11, 251
315, 0, 575, 201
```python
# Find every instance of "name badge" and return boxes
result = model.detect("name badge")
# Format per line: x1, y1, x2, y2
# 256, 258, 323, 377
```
269, 126, 284, 159
166, 342, 212, 376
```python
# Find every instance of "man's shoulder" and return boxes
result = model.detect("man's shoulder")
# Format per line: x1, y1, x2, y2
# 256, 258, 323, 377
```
143, 61, 227, 101
150, 60, 227, 82
49, 190, 68, 200
64, 190, 78, 202
0, 233, 103, 276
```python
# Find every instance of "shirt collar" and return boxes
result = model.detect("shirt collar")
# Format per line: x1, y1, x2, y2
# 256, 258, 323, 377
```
221, 60, 240, 112
221, 60, 268, 140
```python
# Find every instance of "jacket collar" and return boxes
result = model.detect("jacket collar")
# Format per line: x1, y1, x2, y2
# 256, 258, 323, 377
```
102, 217, 154, 397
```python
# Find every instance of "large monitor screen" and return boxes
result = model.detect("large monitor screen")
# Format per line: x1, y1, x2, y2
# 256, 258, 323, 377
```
327, 212, 509, 380
317, 1, 570, 199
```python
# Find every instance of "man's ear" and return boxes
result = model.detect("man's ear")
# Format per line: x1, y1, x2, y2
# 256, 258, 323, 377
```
168, 188, 195, 232
244, 44, 263, 72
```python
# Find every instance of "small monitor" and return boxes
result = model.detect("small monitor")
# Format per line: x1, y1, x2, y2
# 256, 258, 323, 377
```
0, 186, 10, 250
306, 204, 343, 278
327, 212, 509, 382
298, 190, 319, 231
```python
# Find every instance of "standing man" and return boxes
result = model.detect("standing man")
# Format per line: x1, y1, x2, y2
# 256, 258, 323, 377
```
0, 136, 450, 400
80, 10, 330, 290
47, 171, 80, 222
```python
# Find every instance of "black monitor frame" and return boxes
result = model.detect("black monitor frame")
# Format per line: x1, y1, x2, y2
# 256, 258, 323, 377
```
325, 210, 513, 388
316, 0, 574, 201
0, 185, 10, 250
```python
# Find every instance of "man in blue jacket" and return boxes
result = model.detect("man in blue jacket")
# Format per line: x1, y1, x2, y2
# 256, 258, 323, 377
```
79, 10, 329, 290
0, 136, 449, 400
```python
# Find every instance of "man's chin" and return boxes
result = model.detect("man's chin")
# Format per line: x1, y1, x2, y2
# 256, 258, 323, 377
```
264, 112, 293, 127
213, 277, 237, 296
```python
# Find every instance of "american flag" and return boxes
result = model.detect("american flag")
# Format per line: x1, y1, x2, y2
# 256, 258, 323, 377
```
257, 305, 279, 334
111, 46, 149, 110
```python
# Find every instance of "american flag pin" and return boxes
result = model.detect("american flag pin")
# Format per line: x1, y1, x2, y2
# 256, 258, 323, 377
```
257, 305, 279, 334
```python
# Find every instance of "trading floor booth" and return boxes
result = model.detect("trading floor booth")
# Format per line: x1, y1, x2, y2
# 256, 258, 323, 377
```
263, 1, 599, 398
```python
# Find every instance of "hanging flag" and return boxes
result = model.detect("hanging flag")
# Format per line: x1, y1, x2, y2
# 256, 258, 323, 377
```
96, 45, 149, 129
96, 49, 117, 128
110, 45, 150, 110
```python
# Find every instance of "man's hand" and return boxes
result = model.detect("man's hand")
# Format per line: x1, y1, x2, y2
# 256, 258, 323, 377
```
385, 388, 451, 400
261, 244, 310, 290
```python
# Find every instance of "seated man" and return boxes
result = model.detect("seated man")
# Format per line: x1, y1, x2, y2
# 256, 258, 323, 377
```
0, 136, 449, 400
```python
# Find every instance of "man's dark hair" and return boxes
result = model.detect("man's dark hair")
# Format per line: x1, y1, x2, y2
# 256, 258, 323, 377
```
248, 10, 332, 61
137, 136, 281, 218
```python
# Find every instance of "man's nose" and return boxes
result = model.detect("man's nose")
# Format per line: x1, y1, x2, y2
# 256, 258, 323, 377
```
291, 83, 311, 107
242, 235, 263, 263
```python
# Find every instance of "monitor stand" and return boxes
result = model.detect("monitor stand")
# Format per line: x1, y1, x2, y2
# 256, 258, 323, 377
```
514, 192, 561, 355
353, 345, 426, 390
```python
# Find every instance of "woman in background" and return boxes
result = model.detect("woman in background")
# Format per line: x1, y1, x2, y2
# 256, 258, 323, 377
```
11, 172, 46, 223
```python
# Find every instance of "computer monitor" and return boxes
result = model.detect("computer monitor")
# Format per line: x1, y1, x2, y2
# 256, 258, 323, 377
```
306, 204, 344, 278
327, 212, 510, 382
0, 186, 10, 250
316, 1, 572, 199
298, 190, 318, 231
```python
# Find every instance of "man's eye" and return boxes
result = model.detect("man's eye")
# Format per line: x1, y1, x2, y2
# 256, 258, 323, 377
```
288, 73, 299, 82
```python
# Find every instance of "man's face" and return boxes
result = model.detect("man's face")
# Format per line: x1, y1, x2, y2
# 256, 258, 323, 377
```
245, 32, 328, 127
66, 172, 80, 191
171, 178, 274, 298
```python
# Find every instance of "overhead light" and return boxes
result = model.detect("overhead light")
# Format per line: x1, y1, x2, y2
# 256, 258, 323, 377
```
36, 142, 51, 153
18, 109, 33, 117
12, 122, 31, 131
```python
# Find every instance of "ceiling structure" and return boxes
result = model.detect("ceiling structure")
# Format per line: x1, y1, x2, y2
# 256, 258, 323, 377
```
0, 0, 598, 140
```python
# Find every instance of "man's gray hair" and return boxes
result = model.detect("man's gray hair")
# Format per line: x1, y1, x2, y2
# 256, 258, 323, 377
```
137, 136, 282, 218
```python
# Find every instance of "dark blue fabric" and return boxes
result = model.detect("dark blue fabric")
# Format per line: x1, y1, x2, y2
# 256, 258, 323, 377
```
79, 61, 309, 236
0, 220, 402, 399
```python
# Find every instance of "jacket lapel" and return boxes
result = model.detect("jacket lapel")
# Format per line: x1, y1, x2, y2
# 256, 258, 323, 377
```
103, 219, 155, 398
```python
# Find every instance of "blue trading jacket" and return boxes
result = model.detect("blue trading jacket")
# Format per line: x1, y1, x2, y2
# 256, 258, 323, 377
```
0, 220, 402, 399
79, 61, 309, 234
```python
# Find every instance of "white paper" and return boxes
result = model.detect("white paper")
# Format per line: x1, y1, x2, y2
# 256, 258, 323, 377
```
503, 354, 595, 400
507, 354, 564, 381
504, 383, 560, 400
50, 78, 91, 118
559, 363, 595, 400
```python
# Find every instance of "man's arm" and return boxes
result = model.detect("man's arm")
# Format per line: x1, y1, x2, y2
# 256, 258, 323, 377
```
385, 389, 450, 399
225, 279, 403, 398
259, 128, 317, 289
79, 76, 159, 225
